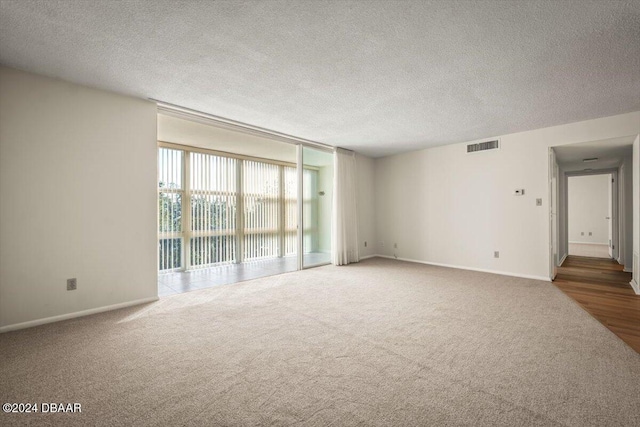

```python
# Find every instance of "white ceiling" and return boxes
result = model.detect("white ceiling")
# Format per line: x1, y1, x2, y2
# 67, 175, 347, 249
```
554, 135, 635, 172
1, 0, 639, 157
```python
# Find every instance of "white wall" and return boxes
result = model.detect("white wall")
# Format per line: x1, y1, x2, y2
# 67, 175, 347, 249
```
568, 175, 610, 244
158, 113, 297, 163
375, 111, 640, 280
0, 67, 158, 331
632, 136, 639, 293
356, 154, 376, 258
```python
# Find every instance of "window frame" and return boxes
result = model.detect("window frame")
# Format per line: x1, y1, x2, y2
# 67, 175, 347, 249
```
158, 141, 319, 272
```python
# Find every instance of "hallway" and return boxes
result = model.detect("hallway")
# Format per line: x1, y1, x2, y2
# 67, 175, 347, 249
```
554, 256, 639, 353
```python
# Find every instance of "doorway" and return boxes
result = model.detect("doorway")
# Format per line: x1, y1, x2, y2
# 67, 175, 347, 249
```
567, 173, 616, 259
550, 136, 635, 280
549, 137, 639, 350
300, 145, 333, 269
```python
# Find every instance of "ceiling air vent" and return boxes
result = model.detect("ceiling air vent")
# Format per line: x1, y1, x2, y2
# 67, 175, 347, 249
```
467, 139, 499, 153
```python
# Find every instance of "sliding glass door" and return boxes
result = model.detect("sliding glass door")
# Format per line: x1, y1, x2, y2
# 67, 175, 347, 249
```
301, 146, 333, 268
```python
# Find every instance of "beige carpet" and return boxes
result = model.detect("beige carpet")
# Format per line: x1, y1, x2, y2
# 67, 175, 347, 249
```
1, 258, 639, 426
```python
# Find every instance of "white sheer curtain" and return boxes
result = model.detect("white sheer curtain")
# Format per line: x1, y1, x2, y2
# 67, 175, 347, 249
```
332, 148, 359, 265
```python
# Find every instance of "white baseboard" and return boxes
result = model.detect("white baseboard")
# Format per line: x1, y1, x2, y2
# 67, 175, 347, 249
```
630, 279, 640, 295
559, 253, 568, 266
0, 296, 159, 334
359, 254, 377, 260
623, 267, 632, 273
374, 255, 551, 282
568, 241, 609, 246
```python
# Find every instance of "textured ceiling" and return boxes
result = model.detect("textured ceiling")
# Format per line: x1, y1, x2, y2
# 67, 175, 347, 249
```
1, 0, 639, 157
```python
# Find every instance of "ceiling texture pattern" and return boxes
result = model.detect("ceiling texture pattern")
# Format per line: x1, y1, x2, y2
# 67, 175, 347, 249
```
1, 0, 639, 157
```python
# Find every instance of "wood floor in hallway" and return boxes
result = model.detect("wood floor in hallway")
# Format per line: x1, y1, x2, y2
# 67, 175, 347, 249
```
554, 256, 639, 353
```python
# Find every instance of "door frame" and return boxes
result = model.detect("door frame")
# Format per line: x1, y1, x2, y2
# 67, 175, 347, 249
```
561, 168, 619, 263
548, 148, 559, 279
297, 144, 335, 270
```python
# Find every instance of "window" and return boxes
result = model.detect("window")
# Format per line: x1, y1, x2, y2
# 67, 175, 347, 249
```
190, 152, 238, 268
243, 160, 280, 261
158, 148, 184, 271
157, 144, 302, 271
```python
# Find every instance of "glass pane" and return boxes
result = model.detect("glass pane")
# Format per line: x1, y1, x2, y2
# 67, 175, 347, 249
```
159, 238, 182, 270
302, 147, 333, 267
283, 166, 298, 257
303, 168, 318, 253
158, 148, 183, 189
243, 160, 280, 261
190, 236, 236, 267
158, 192, 182, 233
190, 152, 237, 192
191, 194, 236, 232
189, 152, 238, 268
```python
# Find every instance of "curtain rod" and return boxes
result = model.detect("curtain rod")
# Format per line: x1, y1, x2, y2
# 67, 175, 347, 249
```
151, 99, 339, 152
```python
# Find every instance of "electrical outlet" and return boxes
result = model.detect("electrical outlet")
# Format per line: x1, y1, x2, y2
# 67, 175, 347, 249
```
494, 251, 500, 258
536, 198, 542, 206
394, 243, 397, 249
581, 232, 584, 236
588, 232, 592, 236
364, 241, 367, 247
67, 278, 77, 291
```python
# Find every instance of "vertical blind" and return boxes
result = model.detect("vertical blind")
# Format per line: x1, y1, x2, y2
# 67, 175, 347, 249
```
190, 152, 237, 268
243, 161, 280, 261
158, 148, 184, 271
158, 146, 317, 272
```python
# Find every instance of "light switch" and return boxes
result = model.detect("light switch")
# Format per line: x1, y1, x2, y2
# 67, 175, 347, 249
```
536, 198, 542, 206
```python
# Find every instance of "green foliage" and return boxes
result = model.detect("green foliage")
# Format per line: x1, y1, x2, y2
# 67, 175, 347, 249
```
190, 236, 235, 266
191, 195, 235, 231
158, 171, 300, 270
158, 192, 182, 233
190, 195, 236, 266
159, 238, 181, 270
